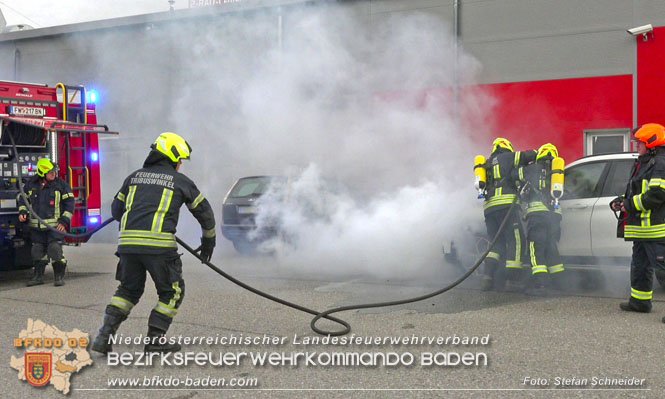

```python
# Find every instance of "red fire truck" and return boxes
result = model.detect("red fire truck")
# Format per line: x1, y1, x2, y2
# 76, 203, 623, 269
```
0, 80, 117, 270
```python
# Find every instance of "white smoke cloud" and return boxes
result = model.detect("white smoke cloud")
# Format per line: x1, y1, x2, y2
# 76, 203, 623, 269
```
212, 6, 491, 279
10, 3, 493, 277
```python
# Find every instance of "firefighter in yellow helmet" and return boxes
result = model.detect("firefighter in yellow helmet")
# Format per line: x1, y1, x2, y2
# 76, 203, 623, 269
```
611, 124, 665, 314
92, 132, 216, 354
516, 143, 564, 295
478, 138, 534, 291
17, 158, 75, 287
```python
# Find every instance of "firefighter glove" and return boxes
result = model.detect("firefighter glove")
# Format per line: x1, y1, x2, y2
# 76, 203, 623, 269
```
199, 236, 216, 263
609, 196, 624, 212
57, 217, 71, 228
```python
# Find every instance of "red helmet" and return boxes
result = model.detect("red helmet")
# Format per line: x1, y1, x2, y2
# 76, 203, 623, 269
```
634, 123, 665, 148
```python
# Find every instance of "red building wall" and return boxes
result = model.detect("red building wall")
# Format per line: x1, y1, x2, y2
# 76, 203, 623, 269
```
637, 26, 665, 126
470, 76, 633, 162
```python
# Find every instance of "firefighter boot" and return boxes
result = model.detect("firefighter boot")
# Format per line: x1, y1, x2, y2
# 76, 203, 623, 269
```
53, 261, 66, 286
524, 273, 548, 296
144, 326, 182, 353
504, 268, 526, 293
619, 298, 651, 313
480, 261, 499, 291
480, 275, 494, 291
27, 262, 47, 287
92, 306, 129, 355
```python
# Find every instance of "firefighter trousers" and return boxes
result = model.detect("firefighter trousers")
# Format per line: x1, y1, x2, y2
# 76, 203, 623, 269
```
108, 252, 185, 332
526, 212, 563, 275
629, 241, 665, 307
30, 230, 65, 264
484, 207, 524, 276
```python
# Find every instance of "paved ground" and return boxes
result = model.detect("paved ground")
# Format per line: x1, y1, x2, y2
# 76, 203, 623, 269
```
1, 242, 663, 398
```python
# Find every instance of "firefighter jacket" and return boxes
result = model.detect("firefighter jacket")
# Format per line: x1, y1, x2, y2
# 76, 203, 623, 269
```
483, 149, 535, 214
111, 152, 216, 254
622, 149, 665, 242
17, 175, 75, 230
516, 156, 562, 216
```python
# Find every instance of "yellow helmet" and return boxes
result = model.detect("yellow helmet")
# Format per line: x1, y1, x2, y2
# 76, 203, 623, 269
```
536, 143, 558, 160
151, 132, 192, 163
492, 138, 514, 153
36, 158, 55, 177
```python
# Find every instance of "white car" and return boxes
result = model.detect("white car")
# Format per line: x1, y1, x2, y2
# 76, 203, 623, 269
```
560, 152, 665, 288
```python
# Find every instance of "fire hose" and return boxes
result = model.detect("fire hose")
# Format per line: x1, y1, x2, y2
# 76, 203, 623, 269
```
9, 131, 517, 336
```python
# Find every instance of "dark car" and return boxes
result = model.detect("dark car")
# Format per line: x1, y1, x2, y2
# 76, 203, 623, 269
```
221, 176, 287, 254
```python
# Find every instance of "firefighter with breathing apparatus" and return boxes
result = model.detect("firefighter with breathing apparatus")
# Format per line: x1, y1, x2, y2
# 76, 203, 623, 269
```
474, 138, 533, 291
18, 158, 74, 287
612, 123, 665, 315
92, 132, 216, 354
516, 143, 565, 295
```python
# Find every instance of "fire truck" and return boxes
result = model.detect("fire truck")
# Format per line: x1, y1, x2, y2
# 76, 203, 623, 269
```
0, 80, 117, 270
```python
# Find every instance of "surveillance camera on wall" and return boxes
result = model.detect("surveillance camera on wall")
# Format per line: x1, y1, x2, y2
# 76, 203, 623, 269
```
627, 24, 653, 36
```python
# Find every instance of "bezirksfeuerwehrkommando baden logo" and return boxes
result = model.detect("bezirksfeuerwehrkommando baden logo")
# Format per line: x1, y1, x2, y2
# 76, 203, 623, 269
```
10, 319, 92, 394
25, 353, 52, 387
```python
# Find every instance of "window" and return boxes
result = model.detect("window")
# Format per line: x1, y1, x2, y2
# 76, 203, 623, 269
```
229, 177, 274, 198
228, 176, 287, 198
563, 161, 608, 200
601, 159, 634, 197
584, 129, 631, 156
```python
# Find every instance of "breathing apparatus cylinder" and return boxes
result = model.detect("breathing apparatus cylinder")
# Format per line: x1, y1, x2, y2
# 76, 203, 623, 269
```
474, 155, 487, 199
551, 157, 565, 209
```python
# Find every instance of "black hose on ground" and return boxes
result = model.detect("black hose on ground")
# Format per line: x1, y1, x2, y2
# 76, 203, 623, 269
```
175, 236, 352, 334
177, 199, 518, 336
309, 199, 518, 335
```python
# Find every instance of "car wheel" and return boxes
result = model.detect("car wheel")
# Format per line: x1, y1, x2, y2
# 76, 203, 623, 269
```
232, 239, 257, 255
656, 268, 665, 290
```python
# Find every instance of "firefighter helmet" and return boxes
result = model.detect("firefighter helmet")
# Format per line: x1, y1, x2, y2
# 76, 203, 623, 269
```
634, 123, 665, 149
536, 143, 558, 160
36, 158, 55, 177
151, 132, 192, 162
492, 138, 514, 153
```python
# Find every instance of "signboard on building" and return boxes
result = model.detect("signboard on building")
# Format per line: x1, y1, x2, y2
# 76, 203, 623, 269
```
189, 0, 247, 7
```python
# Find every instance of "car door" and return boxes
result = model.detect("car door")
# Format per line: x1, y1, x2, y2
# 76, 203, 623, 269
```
590, 158, 635, 257
559, 161, 609, 257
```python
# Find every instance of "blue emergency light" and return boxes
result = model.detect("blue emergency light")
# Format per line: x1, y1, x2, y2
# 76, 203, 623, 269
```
87, 90, 98, 104
88, 216, 100, 224
91, 152, 98, 162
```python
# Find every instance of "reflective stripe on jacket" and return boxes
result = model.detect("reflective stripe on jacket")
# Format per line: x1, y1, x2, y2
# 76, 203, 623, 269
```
112, 161, 216, 254
17, 176, 75, 230
483, 149, 535, 213
623, 152, 665, 241
517, 157, 561, 216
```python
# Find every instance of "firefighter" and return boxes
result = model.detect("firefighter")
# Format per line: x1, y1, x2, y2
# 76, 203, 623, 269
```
92, 132, 216, 354
18, 158, 74, 287
517, 143, 564, 295
611, 124, 665, 314
479, 138, 533, 291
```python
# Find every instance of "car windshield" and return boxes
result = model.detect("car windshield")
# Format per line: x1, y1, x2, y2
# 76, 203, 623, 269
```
228, 177, 285, 198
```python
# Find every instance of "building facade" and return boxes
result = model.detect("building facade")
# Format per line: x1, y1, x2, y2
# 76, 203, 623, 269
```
0, 0, 663, 171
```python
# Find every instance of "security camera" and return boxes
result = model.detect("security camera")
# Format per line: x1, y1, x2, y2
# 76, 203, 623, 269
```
627, 24, 653, 36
